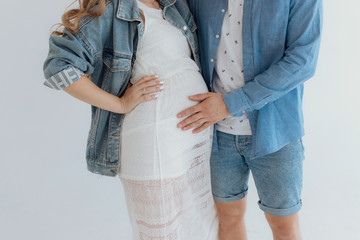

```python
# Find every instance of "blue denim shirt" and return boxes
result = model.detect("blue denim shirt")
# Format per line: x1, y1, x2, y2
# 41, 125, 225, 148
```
187, 0, 323, 158
43, 0, 199, 177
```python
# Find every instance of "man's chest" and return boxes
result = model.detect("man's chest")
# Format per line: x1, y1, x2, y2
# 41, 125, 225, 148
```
188, 0, 290, 44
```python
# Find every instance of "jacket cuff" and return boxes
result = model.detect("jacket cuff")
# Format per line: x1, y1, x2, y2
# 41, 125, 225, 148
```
43, 66, 85, 90
222, 88, 252, 117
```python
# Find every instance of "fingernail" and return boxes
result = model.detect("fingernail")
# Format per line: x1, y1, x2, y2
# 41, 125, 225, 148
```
159, 80, 165, 84
154, 75, 159, 78
178, 123, 182, 128
154, 94, 159, 98
159, 86, 164, 90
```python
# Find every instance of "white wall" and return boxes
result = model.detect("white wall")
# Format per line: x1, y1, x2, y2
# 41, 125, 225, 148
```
0, 0, 359, 239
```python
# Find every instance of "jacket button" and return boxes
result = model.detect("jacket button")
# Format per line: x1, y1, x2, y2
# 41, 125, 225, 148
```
221, 9, 225, 13
183, 26, 188, 31
210, 58, 214, 63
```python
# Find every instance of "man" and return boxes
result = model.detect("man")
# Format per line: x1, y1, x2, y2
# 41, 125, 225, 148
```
178, 0, 323, 239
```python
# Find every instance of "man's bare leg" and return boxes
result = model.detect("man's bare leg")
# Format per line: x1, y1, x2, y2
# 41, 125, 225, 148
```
215, 197, 247, 240
265, 213, 301, 240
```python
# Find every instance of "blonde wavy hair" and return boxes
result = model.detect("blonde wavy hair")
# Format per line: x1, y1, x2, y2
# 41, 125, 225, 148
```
50, 0, 108, 36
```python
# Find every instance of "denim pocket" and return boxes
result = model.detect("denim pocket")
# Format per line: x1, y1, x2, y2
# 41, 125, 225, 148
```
103, 52, 131, 72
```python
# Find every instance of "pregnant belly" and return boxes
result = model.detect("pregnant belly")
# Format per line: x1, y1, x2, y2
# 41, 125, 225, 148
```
122, 70, 208, 130
119, 70, 211, 179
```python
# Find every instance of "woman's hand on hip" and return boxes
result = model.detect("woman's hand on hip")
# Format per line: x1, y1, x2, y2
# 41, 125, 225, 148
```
119, 75, 164, 113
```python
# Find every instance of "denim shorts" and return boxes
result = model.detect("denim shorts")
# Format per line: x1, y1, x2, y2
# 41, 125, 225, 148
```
210, 131, 305, 217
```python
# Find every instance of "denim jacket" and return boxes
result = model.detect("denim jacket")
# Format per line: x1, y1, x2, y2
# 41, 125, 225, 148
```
43, 0, 199, 177
188, 0, 323, 158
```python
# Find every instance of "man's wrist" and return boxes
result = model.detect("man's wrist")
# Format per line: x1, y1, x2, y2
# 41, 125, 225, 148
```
222, 88, 251, 117
219, 93, 230, 117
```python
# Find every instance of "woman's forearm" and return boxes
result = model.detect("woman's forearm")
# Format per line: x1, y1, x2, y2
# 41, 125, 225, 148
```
63, 75, 124, 113
63, 74, 163, 114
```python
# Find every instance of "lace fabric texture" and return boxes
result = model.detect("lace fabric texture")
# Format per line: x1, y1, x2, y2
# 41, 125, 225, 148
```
120, 137, 218, 239
118, 2, 219, 239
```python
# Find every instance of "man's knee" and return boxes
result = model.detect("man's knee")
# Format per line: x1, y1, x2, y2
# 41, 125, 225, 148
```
270, 224, 298, 240
265, 213, 300, 240
215, 198, 247, 228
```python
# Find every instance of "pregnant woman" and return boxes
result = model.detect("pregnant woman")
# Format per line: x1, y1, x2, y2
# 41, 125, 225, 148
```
43, 0, 218, 239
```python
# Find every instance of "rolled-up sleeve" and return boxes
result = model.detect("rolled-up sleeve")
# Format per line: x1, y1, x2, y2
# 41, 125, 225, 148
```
43, 28, 96, 90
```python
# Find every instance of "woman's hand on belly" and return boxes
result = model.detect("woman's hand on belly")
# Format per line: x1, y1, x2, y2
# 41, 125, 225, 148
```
176, 92, 230, 133
120, 75, 164, 114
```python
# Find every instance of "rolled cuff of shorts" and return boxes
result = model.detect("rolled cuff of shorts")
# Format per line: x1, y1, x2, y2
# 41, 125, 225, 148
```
213, 190, 248, 203
258, 200, 302, 217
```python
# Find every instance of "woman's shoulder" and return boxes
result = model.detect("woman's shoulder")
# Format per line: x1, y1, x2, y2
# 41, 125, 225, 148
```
76, 0, 142, 54
77, 0, 116, 31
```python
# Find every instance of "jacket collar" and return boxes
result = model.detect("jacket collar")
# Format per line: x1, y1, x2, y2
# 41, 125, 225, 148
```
159, 0, 176, 8
116, 0, 141, 22
116, 0, 176, 21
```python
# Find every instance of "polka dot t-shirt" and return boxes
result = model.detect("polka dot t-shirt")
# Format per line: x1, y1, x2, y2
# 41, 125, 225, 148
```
213, 0, 252, 135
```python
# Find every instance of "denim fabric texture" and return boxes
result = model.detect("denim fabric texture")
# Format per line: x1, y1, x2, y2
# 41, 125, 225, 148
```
43, 0, 199, 176
210, 131, 304, 217
187, 0, 323, 158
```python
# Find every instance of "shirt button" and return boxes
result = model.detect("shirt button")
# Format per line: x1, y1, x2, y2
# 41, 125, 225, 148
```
183, 26, 188, 31
221, 9, 225, 13
210, 58, 214, 63
216, 34, 220, 39
265, 102, 268, 105
242, 110, 246, 114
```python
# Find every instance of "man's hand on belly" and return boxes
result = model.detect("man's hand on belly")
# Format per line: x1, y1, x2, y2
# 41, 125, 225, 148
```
176, 93, 230, 134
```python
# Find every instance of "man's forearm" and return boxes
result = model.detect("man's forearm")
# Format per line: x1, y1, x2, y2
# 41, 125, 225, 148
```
222, 0, 322, 117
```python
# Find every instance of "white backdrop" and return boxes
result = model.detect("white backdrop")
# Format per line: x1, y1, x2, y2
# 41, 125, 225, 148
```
1, 0, 359, 239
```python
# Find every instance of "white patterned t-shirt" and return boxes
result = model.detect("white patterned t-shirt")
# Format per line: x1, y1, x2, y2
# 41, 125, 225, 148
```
213, 0, 252, 135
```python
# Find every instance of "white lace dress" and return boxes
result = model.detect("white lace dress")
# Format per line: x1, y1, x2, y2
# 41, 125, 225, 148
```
118, 1, 219, 240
